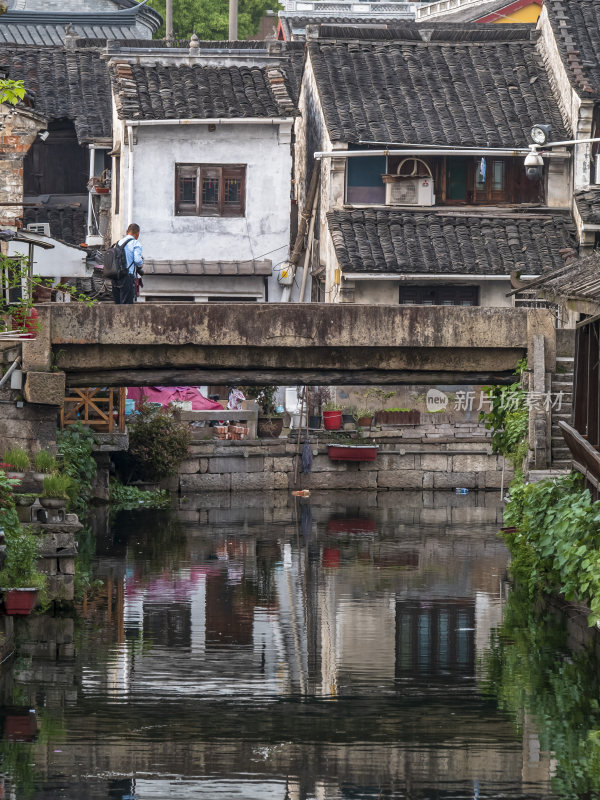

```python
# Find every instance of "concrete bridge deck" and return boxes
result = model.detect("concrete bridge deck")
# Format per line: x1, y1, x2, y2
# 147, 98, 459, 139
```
22, 303, 556, 387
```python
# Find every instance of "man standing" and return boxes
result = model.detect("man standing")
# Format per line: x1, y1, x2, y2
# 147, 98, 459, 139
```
113, 223, 144, 304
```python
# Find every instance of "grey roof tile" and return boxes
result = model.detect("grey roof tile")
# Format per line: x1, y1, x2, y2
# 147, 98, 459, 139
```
575, 189, 600, 225
545, 0, 600, 98
110, 60, 298, 120
327, 208, 576, 275
0, 46, 112, 143
309, 27, 568, 146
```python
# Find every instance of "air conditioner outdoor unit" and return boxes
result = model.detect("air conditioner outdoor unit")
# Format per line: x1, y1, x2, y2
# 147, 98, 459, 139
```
385, 177, 435, 206
26, 222, 51, 237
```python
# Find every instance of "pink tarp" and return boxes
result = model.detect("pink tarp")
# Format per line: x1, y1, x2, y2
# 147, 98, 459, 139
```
127, 386, 223, 410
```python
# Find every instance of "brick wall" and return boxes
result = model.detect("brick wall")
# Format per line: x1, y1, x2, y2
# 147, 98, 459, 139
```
0, 103, 46, 228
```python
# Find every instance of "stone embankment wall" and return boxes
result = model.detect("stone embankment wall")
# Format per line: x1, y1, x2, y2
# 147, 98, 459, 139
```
0, 386, 58, 454
177, 426, 512, 493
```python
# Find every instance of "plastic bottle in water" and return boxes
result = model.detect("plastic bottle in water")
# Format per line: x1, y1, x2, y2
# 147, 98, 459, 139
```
455, 488, 469, 494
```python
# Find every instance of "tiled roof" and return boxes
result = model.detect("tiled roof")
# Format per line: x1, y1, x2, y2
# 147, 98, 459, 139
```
0, 4, 161, 46
278, 14, 418, 40
110, 60, 298, 120
24, 203, 87, 247
545, 0, 600, 98
575, 189, 600, 226
308, 28, 568, 146
0, 47, 112, 143
327, 208, 576, 275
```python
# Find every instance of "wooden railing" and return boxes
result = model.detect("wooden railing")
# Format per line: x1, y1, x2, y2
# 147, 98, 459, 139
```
559, 421, 600, 498
61, 388, 126, 433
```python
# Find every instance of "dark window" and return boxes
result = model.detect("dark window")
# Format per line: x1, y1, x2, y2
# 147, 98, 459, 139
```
24, 119, 88, 195
399, 285, 479, 306
175, 164, 245, 217
346, 155, 386, 204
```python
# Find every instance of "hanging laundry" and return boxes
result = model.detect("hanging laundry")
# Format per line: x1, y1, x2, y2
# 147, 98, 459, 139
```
479, 157, 487, 182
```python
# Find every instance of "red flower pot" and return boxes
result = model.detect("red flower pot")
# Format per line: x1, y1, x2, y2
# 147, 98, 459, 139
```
322, 547, 341, 569
3, 588, 38, 615
323, 410, 342, 430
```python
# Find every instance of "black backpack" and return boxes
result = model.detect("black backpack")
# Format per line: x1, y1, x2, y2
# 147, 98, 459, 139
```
103, 236, 133, 280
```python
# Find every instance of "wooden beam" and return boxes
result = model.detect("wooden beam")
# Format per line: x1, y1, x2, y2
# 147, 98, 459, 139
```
65, 368, 517, 387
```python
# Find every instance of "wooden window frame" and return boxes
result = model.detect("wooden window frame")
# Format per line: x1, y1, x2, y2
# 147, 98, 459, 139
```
175, 164, 246, 217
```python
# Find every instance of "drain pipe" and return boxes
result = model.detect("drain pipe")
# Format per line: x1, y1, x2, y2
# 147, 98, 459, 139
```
281, 167, 320, 301
0, 356, 22, 390
298, 203, 316, 303
126, 124, 135, 226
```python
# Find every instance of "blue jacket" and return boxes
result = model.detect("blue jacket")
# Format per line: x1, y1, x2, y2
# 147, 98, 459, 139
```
118, 235, 143, 275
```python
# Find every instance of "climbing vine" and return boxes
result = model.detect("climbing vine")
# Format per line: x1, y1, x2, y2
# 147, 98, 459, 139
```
503, 473, 600, 626
479, 358, 529, 474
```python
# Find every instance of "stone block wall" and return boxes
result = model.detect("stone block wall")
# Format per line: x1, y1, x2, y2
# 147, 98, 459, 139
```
0, 387, 59, 455
177, 436, 512, 493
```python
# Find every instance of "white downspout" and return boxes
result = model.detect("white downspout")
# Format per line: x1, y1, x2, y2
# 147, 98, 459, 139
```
126, 124, 135, 227
87, 145, 95, 238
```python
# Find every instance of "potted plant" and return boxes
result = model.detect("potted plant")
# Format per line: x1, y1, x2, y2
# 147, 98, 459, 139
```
40, 473, 72, 510
353, 408, 374, 429
243, 386, 284, 438
322, 401, 343, 431
0, 527, 46, 615
2, 447, 29, 480
32, 450, 57, 483
307, 386, 330, 429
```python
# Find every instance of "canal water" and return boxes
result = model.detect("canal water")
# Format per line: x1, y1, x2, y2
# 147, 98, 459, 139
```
1, 489, 599, 798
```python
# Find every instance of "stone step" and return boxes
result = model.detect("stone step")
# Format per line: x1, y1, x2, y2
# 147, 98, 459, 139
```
550, 460, 572, 469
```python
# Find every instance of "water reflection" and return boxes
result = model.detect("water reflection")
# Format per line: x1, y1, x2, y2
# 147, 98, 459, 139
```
0, 489, 588, 798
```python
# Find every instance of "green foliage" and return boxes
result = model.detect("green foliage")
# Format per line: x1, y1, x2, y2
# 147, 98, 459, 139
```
0, 514, 47, 594
57, 423, 97, 512
365, 387, 395, 409
352, 408, 372, 420
485, 585, 600, 798
0, 253, 96, 332
3, 446, 29, 472
0, 470, 21, 509
145, 0, 280, 40
42, 473, 72, 500
383, 407, 411, 413
479, 358, 529, 473
241, 385, 280, 416
502, 473, 600, 625
109, 479, 171, 510
126, 404, 190, 481
0, 78, 25, 106
322, 401, 343, 412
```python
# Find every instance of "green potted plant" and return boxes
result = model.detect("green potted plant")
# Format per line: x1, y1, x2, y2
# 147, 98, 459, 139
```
244, 386, 284, 438
32, 450, 58, 483
322, 401, 343, 431
2, 447, 30, 480
353, 408, 374, 429
0, 527, 47, 615
40, 473, 72, 510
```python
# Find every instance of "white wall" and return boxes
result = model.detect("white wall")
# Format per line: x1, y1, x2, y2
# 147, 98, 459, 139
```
120, 121, 293, 300
351, 278, 513, 308
8, 238, 88, 279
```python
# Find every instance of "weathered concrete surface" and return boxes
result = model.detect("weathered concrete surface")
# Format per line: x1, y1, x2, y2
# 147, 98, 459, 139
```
23, 370, 66, 406
22, 303, 556, 386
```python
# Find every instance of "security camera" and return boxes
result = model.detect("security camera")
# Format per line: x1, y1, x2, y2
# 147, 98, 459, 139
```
38, 130, 49, 141
524, 150, 544, 181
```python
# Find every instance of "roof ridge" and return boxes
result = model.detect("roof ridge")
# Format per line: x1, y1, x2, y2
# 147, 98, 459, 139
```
266, 65, 296, 115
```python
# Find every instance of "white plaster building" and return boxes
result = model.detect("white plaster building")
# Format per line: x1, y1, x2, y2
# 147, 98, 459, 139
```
108, 41, 298, 302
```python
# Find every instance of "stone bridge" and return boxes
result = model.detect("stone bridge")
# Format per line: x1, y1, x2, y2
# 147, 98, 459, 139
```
21, 303, 555, 388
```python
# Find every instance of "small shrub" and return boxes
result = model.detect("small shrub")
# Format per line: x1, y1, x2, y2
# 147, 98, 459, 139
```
3, 447, 29, 472
0, 471, 20, 509
109, 479, 171, 510
0, 521, 47, 594
42, 473, 72, 499
323, 401, 343, 412
126, 404, 190, 481
57, 423, 97, 512
241, 385, 280, 417
33, 450, 57, 474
